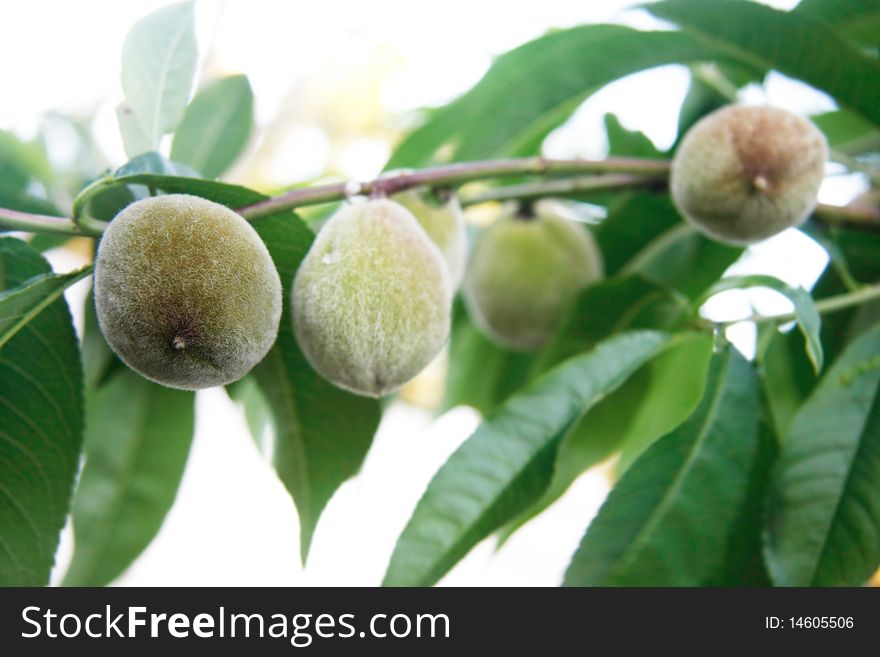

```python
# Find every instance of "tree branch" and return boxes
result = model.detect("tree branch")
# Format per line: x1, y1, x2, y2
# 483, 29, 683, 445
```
0, 206, 105, 236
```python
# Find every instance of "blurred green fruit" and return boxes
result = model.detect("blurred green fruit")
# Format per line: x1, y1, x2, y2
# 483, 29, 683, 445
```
293, 198, 452, 397
464, 200, 603, 351
671, 105, 827, 245
94, 194, 282, 390
393, 187, 467, 288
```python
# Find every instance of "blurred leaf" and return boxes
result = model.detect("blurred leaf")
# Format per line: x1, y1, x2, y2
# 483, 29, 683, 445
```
757, 325, 817, 440
81, 287, 123, 391
226, 376, 272, 451
387, 25, 740, 166
443, 301, 536, 414
118, 1, 198, 157
0, 266, 91, 348
828, 226, 880, 282
699, 274, 823, 373
63, 369, 195, 586
115, 151, 201, 178
171, 75, 254, 178
0, 238, 83, 585
501, 332, 713, 542
795, 0, 880, 46
383, 331, 672, 586
764, 322, 880, 586
604, 114, 663, 158
650, 0, 880, 126
251, 213, 382, 563
564, 347, 765, 586
532, 275, 690, 376
812, 109, 880, 154
0, 130, 54, 195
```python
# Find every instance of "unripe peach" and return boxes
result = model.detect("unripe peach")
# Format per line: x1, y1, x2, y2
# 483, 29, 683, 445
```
463, 200, 603, 351
671, 105, 827, 245
94, 194, 282, 390
293, 198, 452, 397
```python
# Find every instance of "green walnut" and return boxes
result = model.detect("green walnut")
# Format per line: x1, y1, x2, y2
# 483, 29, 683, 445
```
94, 194, 282, 390
293, 198, 452, 397
671, 105, 827, 245
393, 187, 467, 288
463, 200, 603, 351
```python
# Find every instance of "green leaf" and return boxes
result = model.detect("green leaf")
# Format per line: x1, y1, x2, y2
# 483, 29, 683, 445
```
501, 332, 713, 543
251, 213, 382, 563
387, 25, 740, 166
699, 274, 823, 373
795, 0, 880, 46
764, 322, 880, 586
226, 376, 272, 451
757, 324, 818, 440
171, 75, 254, 178
812, 110, 880, 155
115, 151, 201, 178
595, 193, 742, 298
563, 347, 765, 586
383, 330, 672, 587
118, 1, 198, 157
604, 114, 663, 159
442, 301, 536, 414
63, 369, 195, 586
0, 267, 92, 348
0, 237, 83, 585
649, 0, 880, 127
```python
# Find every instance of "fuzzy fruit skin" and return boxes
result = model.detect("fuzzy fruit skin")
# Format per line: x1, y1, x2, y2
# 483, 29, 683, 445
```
463, 200, 603, 351
293, 198, 452, 397
393, 188, 467, 288
94, 194, 282, 390
671, 105, 827, 245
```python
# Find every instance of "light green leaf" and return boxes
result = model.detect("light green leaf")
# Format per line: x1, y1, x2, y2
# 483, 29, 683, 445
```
764, 322, 880, 586
0, 237, 83, 585
251, 213, 382, 563
564, 347, 765, 586
387, 26, 737, 167
171, 75, 254, 178
63, 369, 195, 586
604, 114, 663, 159
0, 266, 92, 348
812, 109, 880, 155
757, 324, 817, 440
649, 0, 880, 127
115, 151, 201, 178
699, 274, 823, 373
383, 330, 672, 587
118, 1, 198, 157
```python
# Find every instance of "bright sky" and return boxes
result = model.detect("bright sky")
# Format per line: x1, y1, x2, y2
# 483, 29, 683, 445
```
1, 0, 867, 585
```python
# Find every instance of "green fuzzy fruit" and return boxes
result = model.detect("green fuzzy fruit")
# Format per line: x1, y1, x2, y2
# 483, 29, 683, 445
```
671, 105, 827, 245
293, 198, 452, 397
94, 194, 282, 390
393, 187, 467, 288
463, 200, 603, 351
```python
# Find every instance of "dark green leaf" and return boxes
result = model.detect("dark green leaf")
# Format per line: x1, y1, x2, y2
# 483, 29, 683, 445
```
118, 1, 198, 156
171, 75, 254, 178
650, 0, 880, 126
383, 330, 672, 587
764, 322, 880, 586
501, 333, 713, 542
0, 237, 83, 585
757, 324, 817, 440
251, 213, 382, 562
795, 0, 880, 46
63, 369, 195, 586
699, 274, 823, 373
564, 347, 764, 586
0, 266, 92, 348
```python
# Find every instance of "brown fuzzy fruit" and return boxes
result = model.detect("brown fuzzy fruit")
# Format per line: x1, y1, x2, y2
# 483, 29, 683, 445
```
94, 194, 282, 390
671, 105, 827, 245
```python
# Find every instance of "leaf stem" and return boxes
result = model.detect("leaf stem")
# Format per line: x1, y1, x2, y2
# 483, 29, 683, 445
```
714, 282, 880, 327
0, 206, 105, 237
